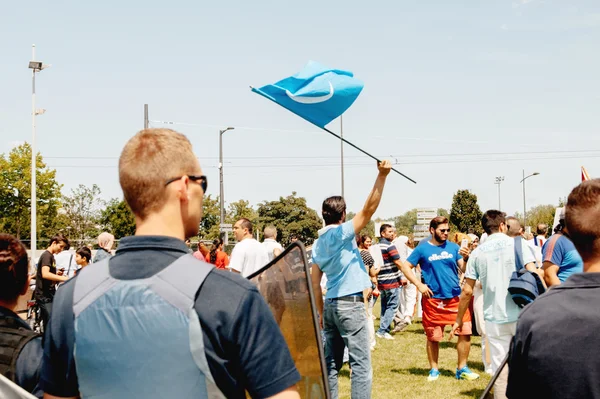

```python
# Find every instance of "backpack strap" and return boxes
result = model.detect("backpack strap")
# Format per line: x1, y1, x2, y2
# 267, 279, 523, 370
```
514, 237, 525, 271
73, 259, 115, 317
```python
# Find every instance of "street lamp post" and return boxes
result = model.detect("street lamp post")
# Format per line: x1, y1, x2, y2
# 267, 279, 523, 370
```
520, 170, 540, 229
28, 44, 49, 268
219, 127, 234, 245
494, 176, 505, 210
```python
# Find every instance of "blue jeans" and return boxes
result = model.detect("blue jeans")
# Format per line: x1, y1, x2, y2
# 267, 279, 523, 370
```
324, 298, 372, 399
377, 288, 400, 334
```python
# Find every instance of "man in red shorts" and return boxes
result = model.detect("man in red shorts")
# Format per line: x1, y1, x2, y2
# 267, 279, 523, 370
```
400, 216, 479, 382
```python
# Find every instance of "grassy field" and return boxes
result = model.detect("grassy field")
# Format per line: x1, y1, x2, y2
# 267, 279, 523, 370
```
337, 313, 491, 399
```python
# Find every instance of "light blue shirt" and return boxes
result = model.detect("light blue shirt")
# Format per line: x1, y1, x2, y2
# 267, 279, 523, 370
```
312, 221, 371, 299
465, 233, 535, 324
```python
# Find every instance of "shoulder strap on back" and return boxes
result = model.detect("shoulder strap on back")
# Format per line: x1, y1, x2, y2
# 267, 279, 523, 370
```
73, 259, 115, 317
514, 237, 524, 271
152, 254, 213, 312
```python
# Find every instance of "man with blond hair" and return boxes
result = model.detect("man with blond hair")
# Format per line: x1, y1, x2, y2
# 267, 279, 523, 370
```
40, 129, 300, 399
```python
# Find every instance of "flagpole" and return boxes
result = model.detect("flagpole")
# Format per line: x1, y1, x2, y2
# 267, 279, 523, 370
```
322, 127, 417, 184
340, 115, 345, 197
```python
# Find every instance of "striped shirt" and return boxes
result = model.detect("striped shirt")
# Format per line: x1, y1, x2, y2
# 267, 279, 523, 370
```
377, 238, 402, 290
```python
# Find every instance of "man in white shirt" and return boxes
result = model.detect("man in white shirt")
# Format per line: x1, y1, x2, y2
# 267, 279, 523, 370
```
391, 235, 416, 332
54, 239, 77, 279
452, 210, 536, 399
263, 226, 284, 262
229, 218, 269, 278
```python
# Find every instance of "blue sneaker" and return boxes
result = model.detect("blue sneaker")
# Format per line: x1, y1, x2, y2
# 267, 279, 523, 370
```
427, 368, 440, 381
456, 366, 480, 380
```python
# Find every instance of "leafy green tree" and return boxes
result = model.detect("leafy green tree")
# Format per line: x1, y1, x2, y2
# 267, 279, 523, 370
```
257, 192, 322, 246
449, 190, 483, 235
515, 204, 557, 233
59, 184, 104, 244
0, 143, 62, 242
99, 198, 136, 239
394, 209, 417, 236
198, 195, 221, 240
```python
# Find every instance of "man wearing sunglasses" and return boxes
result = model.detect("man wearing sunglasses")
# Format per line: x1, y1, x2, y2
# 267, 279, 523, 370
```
400, 216, 479, 382
40, 129, 300, 399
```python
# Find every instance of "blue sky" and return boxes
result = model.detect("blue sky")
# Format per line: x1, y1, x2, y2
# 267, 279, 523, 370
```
2, 0, 599, 221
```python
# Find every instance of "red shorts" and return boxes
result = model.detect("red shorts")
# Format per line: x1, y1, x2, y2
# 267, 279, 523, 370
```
422, 296, 471, 342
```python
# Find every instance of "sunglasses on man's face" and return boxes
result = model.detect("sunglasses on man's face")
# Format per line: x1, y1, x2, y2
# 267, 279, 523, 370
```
438, 229, 450, 233
165, 175, 207, 194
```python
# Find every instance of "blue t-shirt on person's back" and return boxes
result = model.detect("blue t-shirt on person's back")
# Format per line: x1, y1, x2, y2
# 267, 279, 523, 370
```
407, 240, 462, 299
542, 234, 583, 282
312, 221, 371, 299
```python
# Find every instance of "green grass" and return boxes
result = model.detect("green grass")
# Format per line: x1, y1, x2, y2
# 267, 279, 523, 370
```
337, 311, 491, 399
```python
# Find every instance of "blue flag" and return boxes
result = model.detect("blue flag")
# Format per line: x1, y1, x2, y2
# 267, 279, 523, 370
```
252, 61, 364, 128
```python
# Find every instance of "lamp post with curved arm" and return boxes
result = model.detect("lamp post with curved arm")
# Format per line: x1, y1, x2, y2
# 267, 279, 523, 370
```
520, 170, 540, 229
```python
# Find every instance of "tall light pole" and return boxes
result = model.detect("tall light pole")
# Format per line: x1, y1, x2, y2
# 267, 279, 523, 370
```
28, 44, 49, 267
219, 127, 234, 244
520, 170, 540, 229
494, 176, 504, 210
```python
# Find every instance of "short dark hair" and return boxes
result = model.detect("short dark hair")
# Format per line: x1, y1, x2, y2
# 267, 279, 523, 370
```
0, 234, 29, 301
536, 224, 548, 235
237, 218, 253, 235
380, 224, 393, 235
482, 210, 506, 235
76, 246, 92, 262
322, 196, 346, 225
430, 216, 449, 230
49, 234, 67, 246
565, 179, 600, 262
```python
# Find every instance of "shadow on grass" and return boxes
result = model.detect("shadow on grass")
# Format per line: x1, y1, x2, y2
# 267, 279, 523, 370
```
467, 361, 485, 372
391, 367, 455, 378
338, 369, 350, 378
461, 388, 485, 397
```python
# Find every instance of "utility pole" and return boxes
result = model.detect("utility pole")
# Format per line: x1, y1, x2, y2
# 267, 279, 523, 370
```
28, 45, 49, 268
494, 176, 504, 210
219, 127, 235, 245
144, 104, 149, 129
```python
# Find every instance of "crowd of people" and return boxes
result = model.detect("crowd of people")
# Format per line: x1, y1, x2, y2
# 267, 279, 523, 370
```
0, 127, 597, 399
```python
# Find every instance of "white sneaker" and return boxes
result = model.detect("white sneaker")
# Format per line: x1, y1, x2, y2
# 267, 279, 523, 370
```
375, 332, 395, 340
404, 317, 412, 325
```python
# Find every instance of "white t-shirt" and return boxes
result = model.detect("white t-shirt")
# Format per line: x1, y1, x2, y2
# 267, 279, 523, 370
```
54, 251, 78, 278
229, 238, 270, 278
262, 239, 284, 262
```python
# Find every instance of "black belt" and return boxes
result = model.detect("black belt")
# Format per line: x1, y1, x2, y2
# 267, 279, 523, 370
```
333, 295, 364, 302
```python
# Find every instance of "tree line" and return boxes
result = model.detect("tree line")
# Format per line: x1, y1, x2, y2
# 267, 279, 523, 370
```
0, 143, 562, 248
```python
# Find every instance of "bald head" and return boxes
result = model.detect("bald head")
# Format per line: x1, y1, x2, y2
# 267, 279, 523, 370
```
506, 217, 522, 238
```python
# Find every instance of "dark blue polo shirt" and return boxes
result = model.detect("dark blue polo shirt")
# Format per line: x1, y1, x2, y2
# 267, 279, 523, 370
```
507, 272, 600, 399
40, 236, 300, 398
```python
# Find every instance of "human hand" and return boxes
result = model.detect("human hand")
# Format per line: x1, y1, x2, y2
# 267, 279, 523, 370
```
449, 321, 463, 340
418, 283, 433, 298
377, 160, 392, 176
459, 247, 470, 260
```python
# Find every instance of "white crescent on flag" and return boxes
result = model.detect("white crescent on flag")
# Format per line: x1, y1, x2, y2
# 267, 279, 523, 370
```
285, 82, 334, 104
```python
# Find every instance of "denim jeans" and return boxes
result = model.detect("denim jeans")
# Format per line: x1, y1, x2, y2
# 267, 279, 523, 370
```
324, 298, 372, 399
377, 288, 400, 334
